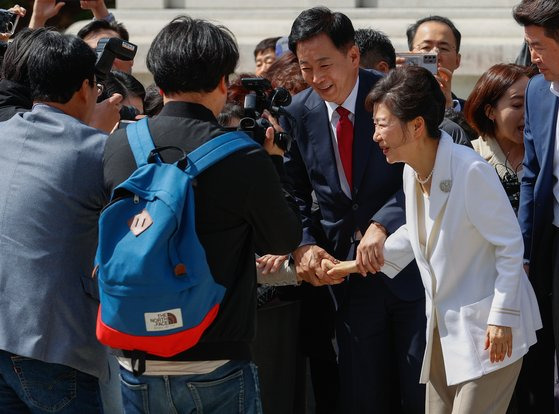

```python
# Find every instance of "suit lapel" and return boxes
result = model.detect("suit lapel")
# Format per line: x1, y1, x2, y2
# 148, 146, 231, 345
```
303, 91, 347, 199
424, 134, 453, 255
353, 72, 375, 194
540, 86, 559, 173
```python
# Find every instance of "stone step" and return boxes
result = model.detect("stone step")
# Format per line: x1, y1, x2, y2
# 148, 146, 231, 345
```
117, 0, 518, 9
66, 5, 526, 99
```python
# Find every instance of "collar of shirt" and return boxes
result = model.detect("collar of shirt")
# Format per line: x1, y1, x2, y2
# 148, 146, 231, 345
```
550, 82, 559, 98
325, 77, 360, 125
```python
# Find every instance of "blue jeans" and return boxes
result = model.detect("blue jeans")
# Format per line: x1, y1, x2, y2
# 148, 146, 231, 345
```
0, 350, 103, 413
120, 360, 262, 414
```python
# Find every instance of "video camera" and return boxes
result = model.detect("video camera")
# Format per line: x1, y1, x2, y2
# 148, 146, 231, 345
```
239, 77, 292, 152
95, 37, 138, 120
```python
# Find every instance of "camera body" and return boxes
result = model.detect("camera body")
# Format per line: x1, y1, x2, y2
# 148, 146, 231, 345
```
396, 52, 438, 75
0, 9, 19, 35
501, 170, 520, 212
239, 77, 292, 151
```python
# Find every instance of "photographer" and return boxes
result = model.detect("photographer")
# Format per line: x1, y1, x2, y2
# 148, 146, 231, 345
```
0, 30, 110, 412
103, 16, 301, 413
0, 27, 122, 130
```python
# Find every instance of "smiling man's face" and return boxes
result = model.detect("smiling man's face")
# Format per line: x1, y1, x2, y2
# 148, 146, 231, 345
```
296, 32, 359, 105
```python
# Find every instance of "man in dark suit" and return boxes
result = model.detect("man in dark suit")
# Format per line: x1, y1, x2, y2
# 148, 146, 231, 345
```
284, 7, 426, 413
513, 1, 559, 411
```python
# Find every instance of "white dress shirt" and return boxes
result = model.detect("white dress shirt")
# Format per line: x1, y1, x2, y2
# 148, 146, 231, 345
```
324, 78, 360, 199
549, 82, 559, 227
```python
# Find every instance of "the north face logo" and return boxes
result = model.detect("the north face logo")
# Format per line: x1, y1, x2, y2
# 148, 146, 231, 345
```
144, 308, 184, 332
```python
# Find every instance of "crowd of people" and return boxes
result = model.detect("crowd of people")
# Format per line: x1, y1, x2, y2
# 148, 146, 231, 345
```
0, 0, 557, 413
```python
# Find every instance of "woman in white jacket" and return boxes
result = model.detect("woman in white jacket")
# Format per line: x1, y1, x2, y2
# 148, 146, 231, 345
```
327, 66, 541, 414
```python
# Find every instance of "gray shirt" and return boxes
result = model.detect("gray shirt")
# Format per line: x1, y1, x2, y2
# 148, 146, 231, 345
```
0, 104, 109, 379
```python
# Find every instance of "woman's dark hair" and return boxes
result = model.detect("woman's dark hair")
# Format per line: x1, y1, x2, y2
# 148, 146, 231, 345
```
147, 16, 238, 95
464, 64, 529, 138
288, 7, 355, 56
143, 83, 163, 117
263, 51, 308, 95
365, 65, 445, 139
27, 32, 96, 104
1, 28, 51, 85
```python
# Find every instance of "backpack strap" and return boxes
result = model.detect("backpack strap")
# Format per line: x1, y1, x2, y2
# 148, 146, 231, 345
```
186, 131, 259, 177
126, 118, 155, 168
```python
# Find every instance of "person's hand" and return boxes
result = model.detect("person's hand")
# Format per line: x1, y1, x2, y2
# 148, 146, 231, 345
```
355, 222, 387, 276
29, 0, 65, 29
256, 254, 288, 275
0, 4, 26, 41
261, 111, 284, 156
485, 325, 513, 363
324, 259, 357, 279
90, 93, 123, 133
434, 67, 454, 109
395, 55, 406, 67
523, 264, 529, 276
80, 0, 110, 20
293, 244, 341, 286
263, 126, 284, 157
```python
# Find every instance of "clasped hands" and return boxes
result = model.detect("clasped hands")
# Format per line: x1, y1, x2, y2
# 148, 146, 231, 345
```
293, 222, 388, 286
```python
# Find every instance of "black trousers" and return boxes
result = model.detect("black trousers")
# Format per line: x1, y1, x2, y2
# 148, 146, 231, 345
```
336, 275, 426, 414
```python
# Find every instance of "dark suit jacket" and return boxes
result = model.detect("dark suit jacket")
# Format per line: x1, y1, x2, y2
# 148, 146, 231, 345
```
518, 74, 558, 297
283, 68, 423, 301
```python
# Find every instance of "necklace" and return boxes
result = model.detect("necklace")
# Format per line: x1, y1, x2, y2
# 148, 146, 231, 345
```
415, 168, 434, 185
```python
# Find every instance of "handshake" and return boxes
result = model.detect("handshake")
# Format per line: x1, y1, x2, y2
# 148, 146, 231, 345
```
258, 222, 390, 287
320, 259, 359, 282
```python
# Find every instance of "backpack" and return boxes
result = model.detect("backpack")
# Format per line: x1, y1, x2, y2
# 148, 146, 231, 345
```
94, 118, 258, 372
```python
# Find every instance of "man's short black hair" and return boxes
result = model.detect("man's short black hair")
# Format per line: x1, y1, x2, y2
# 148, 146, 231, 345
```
406, 15, 462, 52
513, 0, 559, 42
355, 28, 396, 70
77, 19, 129, 42
146, 16, 238, 95
254, 37, 280, 58
27, 31, 96, 104
288, 7, 355, 56
1, 28, 51, 86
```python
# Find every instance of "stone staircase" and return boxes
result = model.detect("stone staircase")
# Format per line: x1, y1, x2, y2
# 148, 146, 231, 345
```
66, 1, 524, 98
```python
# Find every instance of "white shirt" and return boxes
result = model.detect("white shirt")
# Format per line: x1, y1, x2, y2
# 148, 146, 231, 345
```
549, 83, 559, 227
325, 78, 360, 199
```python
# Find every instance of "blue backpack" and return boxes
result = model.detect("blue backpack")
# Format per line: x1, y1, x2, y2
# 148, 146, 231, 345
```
95, 118, 258, 370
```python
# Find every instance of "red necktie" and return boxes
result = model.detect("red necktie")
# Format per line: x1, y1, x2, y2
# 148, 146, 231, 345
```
336, 106, 353, 190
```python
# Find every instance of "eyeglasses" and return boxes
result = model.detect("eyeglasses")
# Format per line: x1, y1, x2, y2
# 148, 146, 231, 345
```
413, 43, 456, 55
96, 83, 104, 97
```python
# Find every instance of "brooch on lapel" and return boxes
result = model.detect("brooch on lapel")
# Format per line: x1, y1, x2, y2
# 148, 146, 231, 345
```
439, 180, 452, 193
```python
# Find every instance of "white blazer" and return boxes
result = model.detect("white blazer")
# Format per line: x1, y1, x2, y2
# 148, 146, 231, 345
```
381, 133, 542, 386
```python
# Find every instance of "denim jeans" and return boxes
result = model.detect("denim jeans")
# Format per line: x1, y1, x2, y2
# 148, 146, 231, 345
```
0, 350, 103, 413
120, 360, 263, 414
